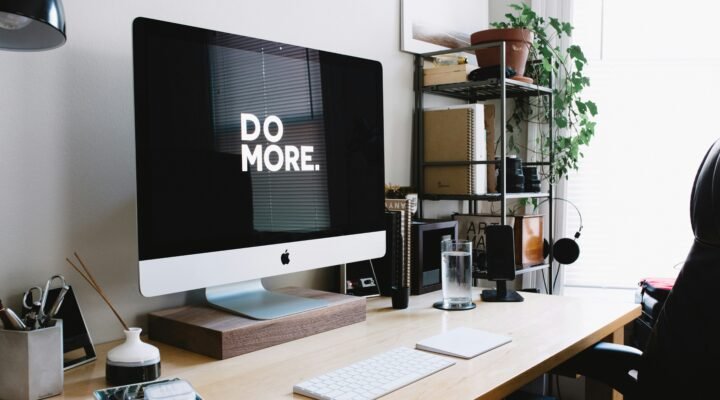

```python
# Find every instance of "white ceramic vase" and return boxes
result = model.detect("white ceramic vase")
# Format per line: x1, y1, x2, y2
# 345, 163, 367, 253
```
106, 327, 161, 385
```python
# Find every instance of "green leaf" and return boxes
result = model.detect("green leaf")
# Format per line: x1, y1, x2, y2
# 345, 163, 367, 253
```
542, 58, 552, 72
549, 17, 562, 34
561, 22, 573, 35
556, 115, 568, 129
567, 45, 587, 63
586, 101, 598, 116
575, 59, 584, 72
576, 101, 587, 114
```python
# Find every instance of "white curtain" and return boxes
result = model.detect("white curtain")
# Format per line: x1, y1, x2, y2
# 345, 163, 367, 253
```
521, 0, 574, 294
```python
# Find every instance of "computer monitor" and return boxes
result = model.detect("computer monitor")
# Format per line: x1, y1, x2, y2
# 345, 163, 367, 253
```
132, 18, 386, 319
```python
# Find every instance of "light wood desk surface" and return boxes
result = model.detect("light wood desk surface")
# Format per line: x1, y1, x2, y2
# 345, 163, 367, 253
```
62, 291, 640, 399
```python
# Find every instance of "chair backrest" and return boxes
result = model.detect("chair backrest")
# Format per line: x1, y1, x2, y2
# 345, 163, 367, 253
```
640, 139, 720, 398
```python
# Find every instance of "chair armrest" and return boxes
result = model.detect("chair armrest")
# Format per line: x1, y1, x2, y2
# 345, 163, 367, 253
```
557, 342, 642, 398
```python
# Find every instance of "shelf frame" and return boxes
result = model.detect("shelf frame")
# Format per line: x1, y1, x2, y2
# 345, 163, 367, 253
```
413, 40, 557, 294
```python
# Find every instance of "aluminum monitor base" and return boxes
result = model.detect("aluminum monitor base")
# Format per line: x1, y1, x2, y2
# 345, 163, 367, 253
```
206, 279, 328, 320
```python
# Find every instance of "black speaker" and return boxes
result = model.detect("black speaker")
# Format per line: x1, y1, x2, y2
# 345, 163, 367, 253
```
481, 225, 523, 302
496, 157, 525, 193
522, 166, 541, 192
410, 220, 458, 295
542, 198, 583, 265
376, 211, 403, 296
547, 236, 581, 264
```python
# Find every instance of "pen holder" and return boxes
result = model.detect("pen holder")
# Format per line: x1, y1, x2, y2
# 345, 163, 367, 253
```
0, 321, 63, 400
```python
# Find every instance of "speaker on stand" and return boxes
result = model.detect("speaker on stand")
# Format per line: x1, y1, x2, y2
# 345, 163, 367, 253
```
540, 198, 584, 293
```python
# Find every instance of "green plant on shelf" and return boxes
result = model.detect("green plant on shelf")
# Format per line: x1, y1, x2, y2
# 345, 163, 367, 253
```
492, 2, 597, 182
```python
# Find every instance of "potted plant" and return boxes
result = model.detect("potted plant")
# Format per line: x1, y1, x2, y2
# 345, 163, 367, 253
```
471, 28, 534, 82
473, 3, 597, 182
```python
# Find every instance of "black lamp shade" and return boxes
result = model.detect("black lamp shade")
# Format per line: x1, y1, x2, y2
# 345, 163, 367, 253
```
0, 0, 66, 50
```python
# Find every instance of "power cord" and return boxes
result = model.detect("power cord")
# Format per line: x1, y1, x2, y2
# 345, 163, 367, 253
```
540, 270, 549, 294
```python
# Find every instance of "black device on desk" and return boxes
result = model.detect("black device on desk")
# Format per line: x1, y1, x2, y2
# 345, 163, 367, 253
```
44, 286, 97, 369
481, 225, 524, 302
411, 220, 458, 295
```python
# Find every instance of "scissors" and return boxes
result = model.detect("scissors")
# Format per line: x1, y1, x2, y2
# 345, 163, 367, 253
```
22, 275, 69, 329
42, 275, 70, 323
22, 286, 44, 312
22, 286, 44, 329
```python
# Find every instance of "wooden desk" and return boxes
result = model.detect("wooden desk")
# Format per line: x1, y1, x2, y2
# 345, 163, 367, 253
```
61, 291, 639, 399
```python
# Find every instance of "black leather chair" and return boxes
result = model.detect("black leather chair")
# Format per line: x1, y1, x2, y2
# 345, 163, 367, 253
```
563, 139, 720, 399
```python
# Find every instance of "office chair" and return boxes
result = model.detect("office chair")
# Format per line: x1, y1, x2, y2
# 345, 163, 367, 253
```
562, 139, 720, 399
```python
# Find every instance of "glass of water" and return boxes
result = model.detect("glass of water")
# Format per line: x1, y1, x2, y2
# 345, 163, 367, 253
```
434, 239, 475, 310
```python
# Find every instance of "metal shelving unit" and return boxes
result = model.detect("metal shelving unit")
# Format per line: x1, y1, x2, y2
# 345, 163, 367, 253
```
413, 41, 556, 294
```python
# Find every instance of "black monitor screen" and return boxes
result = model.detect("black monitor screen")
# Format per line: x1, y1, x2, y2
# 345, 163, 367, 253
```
133, 18, 385, 261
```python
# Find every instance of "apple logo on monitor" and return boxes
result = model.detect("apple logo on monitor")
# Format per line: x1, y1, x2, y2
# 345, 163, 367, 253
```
281, 250, 290, 265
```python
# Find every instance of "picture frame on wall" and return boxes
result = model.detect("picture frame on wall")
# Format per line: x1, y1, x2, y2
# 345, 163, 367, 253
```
400, 0, 489, 54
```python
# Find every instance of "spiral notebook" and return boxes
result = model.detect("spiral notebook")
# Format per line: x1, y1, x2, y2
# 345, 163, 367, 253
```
423, 105, 487, 195
416, 327, 511, 359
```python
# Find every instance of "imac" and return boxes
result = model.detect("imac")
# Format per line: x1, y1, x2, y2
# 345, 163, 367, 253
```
132, 18, 385, 320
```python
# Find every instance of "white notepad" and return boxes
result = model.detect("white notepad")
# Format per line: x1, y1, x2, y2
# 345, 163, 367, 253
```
415, 327, 512, 359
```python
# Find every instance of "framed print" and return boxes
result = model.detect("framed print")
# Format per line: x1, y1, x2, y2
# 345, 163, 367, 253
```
401, 0, 489, 54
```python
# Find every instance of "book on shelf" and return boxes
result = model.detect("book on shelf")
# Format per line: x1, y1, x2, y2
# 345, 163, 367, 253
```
484, 104, 497, 193
423, 64, 478, 86
423, 104, 487, 196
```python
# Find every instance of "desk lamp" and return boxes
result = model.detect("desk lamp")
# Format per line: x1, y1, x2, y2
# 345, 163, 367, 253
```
0, 0, 65, 51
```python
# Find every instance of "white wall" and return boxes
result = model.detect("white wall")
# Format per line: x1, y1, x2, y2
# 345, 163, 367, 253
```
0, 0, 415, 343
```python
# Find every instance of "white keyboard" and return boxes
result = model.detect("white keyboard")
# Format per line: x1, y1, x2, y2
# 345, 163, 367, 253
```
293, 347, 455, 400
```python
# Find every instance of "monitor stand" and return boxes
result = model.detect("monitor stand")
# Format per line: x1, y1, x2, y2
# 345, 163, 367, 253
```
206, 279, 328, 320
481, 280, 524, 302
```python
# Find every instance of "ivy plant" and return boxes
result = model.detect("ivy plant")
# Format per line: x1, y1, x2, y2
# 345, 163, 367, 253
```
492, 3, 597, 181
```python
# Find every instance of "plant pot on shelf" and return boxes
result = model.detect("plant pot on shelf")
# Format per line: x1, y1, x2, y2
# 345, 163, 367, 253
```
470, 28, 534, 83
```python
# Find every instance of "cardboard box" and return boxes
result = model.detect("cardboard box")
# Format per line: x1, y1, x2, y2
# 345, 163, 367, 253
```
423, 64, 478, 86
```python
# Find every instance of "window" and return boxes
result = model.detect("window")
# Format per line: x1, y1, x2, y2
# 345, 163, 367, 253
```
564, 1, 720, 288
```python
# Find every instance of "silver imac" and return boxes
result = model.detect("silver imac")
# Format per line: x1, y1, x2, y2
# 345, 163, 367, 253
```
132, 18, 385, 320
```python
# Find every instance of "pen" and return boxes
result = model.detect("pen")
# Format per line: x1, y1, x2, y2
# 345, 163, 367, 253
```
0, 299, 28, 331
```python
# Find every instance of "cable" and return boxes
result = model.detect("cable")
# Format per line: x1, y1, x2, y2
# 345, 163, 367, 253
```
540, 269, 549, 294
537, 197, 584, 237
368, 259, 380, 296
539, 197, 583, 293
552, 263, 562, 292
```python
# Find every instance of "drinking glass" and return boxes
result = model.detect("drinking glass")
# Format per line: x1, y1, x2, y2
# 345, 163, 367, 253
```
434, 239, 475, 310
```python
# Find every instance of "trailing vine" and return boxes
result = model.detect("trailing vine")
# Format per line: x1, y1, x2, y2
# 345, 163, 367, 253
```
492, 3, 597, 182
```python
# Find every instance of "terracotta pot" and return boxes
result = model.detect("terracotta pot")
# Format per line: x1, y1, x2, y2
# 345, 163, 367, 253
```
470, 28, 534, 80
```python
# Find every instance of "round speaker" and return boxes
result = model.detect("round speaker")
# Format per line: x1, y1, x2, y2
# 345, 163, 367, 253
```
543, 238, 580, 265
553, 238, 580, 264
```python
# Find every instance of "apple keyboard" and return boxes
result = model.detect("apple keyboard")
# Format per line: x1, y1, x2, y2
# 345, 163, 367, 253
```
293, 347, 455, 400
